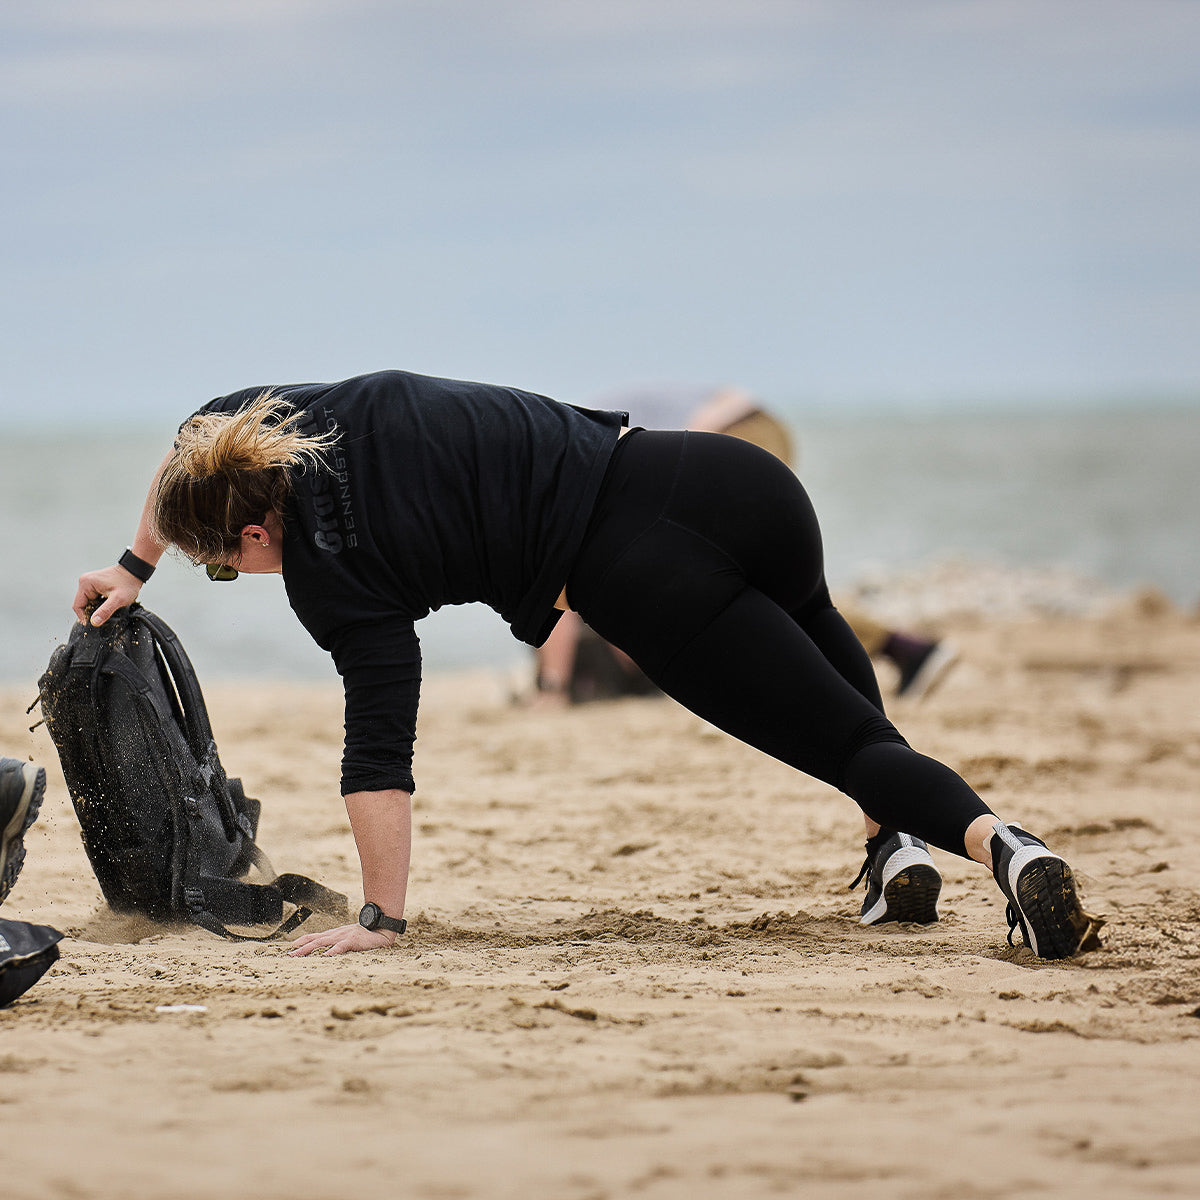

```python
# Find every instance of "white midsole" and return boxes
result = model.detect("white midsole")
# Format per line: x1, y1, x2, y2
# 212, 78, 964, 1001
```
1003, 840, 1065, 957
2, 763, 39, 841
882, 844, 935, 887
859, 842, 938, 925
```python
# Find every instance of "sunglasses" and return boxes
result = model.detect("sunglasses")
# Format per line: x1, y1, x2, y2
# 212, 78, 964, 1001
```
205, 564, 239, 582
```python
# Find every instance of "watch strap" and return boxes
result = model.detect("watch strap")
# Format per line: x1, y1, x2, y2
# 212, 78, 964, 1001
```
359, 903, 407, 935
118, 548, 156, 583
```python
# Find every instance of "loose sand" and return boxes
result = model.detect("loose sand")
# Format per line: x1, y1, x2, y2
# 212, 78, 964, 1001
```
2, 593, 1199, 1199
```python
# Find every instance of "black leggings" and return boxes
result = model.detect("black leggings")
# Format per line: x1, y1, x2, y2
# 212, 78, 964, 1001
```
566, 429, 992, 858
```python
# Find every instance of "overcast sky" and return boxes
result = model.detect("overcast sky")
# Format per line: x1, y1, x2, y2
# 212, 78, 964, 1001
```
3, 0, 1199, 425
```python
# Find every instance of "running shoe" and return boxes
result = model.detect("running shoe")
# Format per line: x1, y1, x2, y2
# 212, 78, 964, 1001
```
0, 758, 45, 907
990, 821, 1100, 959
896, 640, 959, 700
850, 829, 942, 925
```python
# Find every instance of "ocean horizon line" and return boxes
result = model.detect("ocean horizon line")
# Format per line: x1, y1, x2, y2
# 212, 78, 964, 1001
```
3, 388, 1199, 436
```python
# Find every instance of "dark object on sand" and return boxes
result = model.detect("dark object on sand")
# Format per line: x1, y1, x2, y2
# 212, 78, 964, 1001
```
38, 604, 348, 940
0, 918, 62, 1007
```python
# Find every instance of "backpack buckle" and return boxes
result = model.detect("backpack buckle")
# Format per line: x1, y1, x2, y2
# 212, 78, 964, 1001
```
183, 886, 205, 910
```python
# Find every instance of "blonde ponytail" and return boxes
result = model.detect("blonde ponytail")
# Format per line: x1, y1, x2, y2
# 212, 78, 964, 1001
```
152, 391, 335, 563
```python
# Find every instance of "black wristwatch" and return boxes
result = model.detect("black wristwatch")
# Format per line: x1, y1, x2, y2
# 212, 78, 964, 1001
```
358, 902, 407, 935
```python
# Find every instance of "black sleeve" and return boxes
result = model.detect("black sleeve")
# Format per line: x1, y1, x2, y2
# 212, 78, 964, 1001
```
327, 615, 422, 796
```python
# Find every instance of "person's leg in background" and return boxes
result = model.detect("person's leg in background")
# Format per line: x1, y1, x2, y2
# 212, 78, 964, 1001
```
842, 604, 959, 700
530, 612, 657, 707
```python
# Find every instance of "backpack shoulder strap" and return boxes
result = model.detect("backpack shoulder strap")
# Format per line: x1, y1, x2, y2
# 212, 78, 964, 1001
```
129, 606, 243, 837
130, 607, 216, 760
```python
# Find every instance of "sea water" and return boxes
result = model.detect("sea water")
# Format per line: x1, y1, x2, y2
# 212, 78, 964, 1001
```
2, 403, 1196, 687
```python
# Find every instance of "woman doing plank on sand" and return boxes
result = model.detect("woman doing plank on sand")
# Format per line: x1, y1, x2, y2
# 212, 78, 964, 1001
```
73, 370, 1099, 960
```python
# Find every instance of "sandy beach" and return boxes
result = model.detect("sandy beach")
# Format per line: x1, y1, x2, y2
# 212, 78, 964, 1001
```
3, 585, 1200, 1200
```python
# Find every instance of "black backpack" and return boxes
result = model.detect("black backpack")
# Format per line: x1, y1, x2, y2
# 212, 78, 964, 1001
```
38, 604, 348, 940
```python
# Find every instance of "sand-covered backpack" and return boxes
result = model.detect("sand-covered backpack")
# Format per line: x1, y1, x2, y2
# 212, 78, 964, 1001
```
38, 604, 348, 939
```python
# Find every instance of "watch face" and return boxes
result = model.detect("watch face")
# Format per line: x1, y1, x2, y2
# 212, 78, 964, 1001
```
358, 902, 381, 929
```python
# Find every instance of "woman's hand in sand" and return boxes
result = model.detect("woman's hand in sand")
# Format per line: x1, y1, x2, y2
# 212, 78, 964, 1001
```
73, 566, 143, 626
288, 923, 397, 957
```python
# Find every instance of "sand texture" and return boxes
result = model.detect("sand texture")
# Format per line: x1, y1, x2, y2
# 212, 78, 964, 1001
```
3, 597, 1200, 1200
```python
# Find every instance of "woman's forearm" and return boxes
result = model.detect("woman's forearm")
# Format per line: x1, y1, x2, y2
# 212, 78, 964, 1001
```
73, 448, 175, 625
344, 788, 412, 919
286, 788, 411, 958
132, 449, 174, 566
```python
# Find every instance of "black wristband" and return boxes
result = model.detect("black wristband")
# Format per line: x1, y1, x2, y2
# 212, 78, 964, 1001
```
118, 548, 155, 584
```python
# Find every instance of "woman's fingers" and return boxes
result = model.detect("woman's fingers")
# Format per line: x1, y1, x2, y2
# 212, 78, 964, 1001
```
73, 568, 139, 625
88, 591, 132, 626
287, 936, 325, 957
72, 578, 102, 624
288, 923, 395, 956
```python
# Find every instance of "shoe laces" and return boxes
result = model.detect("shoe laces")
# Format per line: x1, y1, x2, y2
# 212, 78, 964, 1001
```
849, 831, 894, 892
1004, 902, 1022, 947
848, 854, 872, 892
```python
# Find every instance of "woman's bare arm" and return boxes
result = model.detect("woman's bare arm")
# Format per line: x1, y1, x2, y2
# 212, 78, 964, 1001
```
73, 449, 173, 625
288, 788, 412, 956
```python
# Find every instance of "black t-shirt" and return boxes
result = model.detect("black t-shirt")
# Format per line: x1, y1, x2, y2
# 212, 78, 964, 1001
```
196, 370, 626, 795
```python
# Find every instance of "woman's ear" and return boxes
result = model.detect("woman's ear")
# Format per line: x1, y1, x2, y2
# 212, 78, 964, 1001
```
240, 524, 271, 548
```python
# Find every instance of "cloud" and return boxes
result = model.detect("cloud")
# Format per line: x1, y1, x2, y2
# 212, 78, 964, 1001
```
0, 0, 388, 105
5, 0, 369, 33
